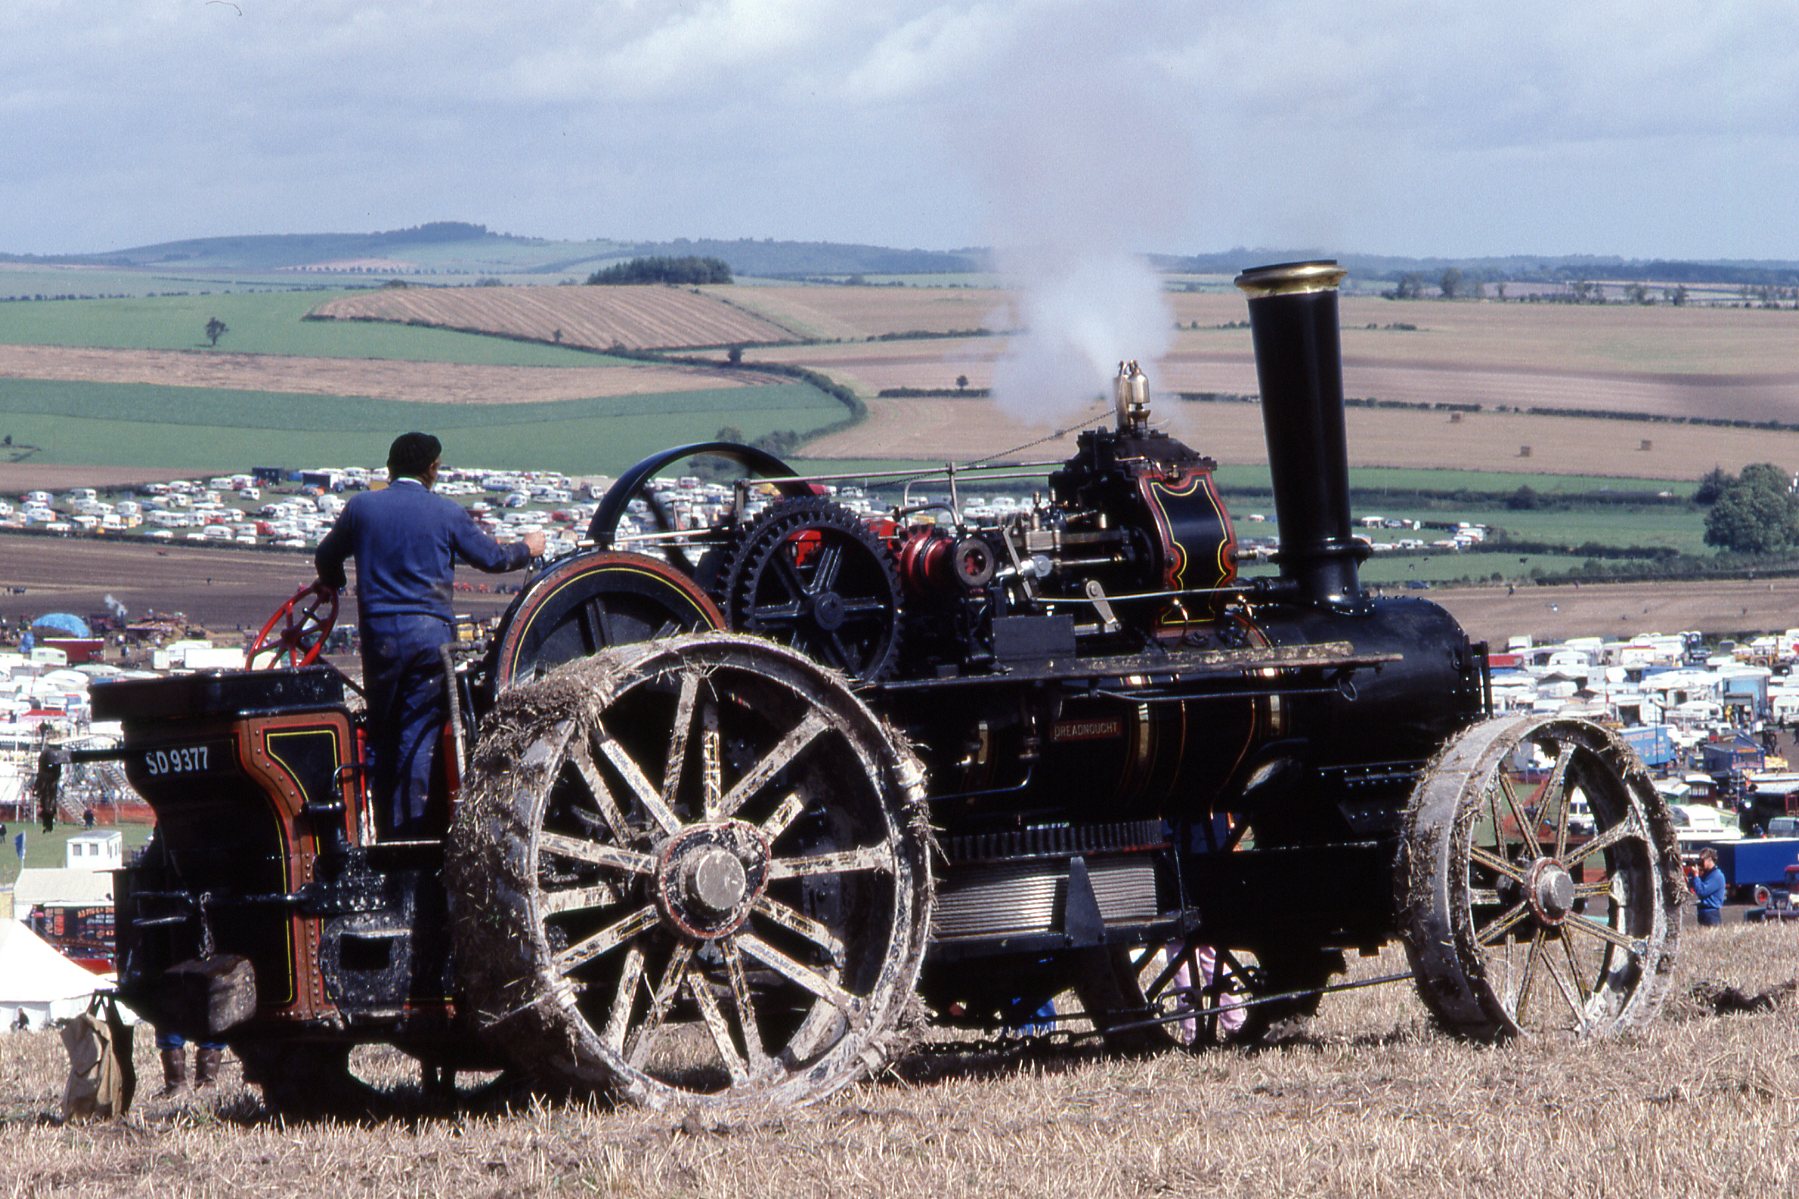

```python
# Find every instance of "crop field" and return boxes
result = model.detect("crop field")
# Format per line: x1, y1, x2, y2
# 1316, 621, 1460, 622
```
310, 286, 802, 352
2, 924, 1795, 1197
725, 284, 1014, 340
0, 379, 840, 475
0, 291, 623, 366
796, 391, 1799, 482
0, 345, 753, 406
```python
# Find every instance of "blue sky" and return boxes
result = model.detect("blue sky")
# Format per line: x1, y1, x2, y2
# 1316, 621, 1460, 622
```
5, 1, 1797, 259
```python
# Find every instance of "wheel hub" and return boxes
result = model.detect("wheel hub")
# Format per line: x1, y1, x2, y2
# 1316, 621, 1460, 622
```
1524, 857, 1577, 925
656, 821, 770, 939
809, 590, 846, 631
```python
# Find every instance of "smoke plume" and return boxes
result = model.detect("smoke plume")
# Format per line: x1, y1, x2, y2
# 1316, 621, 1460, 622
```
950, 9, 1200, 425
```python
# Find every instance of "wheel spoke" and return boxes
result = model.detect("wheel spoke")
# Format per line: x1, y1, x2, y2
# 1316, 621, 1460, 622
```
1539, 934, 1589, 1023
760, 792, 807, 842
824, 631, 857, 673
1496, 771, 1540, 856
1474, 900, 1531, 946
1468, 886, 1503, 905
594, 725, 683, 835
717, 709, 830, 819
812, 542, 845, 592
1545, 744, 1576, 859
688, 971, 749, 1083
1470, 844, 1526, 883
1564, 911, 1640, 954
626, 942, 694, 1066
570, 742, 634, 845
1564, 817, 1643, 867
540, 883, 618, 916
701, 711, 724, 820
556, 904, 659, 974
739, 933, 856, 1013
1559, 927, 1594, 1006
752, 894, 846, 964
661, 671, 702, 809
538, 831, 654, 876
767, 842, 895, 879
602, 945, 646, 1051
773, 550, 809, 601
837, 597, 888, 617
1512, 926, 1546, 1021
720, 939, 770, 1075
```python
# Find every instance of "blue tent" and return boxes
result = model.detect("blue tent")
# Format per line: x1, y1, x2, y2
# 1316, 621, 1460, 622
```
30, 613, 91, 638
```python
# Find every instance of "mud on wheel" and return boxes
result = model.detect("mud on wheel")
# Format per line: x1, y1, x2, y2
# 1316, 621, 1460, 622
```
446, 633, 932, 1110
1398, 713, 1683, 1040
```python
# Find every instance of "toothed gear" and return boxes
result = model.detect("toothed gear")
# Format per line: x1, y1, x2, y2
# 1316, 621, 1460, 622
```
722, 496, 903, 683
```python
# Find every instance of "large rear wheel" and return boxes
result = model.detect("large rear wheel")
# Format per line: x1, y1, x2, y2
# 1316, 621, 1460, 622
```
447, 633, 932, 1110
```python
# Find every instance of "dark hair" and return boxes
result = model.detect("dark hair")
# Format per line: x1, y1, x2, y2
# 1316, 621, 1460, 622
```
387, 432, 442, 480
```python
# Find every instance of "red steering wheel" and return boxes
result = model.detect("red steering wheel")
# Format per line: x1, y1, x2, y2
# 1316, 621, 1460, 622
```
246, 581, 339, 670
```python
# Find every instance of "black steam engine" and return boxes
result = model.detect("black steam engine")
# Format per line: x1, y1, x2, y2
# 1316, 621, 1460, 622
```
80, 262, 1684, 1114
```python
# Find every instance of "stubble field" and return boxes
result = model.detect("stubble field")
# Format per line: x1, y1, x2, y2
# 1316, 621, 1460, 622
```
2, 924, 1794, 1198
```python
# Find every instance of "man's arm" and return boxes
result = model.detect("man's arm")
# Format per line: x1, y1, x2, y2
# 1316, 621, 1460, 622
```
314, 506, 354, 589
449, 505, 543, 572
1695, 869, 1727, 905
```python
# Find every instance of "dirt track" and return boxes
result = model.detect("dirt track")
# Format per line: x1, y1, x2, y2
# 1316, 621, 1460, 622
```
0, 534, 515, 634
2, 533, 1791, 647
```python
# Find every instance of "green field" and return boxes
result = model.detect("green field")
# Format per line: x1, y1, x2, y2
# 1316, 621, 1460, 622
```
0, 290, 625, 366
0, 821, 154, 887
0, 379, 843, 475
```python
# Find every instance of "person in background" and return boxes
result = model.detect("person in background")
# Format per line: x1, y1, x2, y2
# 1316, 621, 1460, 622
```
1689, 847, 1727, 927
314, 432, 544, 838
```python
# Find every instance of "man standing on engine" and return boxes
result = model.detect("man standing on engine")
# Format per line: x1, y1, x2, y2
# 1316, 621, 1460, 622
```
316, 433, 544, 837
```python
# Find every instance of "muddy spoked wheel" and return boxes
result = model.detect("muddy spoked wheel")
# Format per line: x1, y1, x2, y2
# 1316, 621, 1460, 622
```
1400, 713, 1682, 1039
448, 633, 932, 1111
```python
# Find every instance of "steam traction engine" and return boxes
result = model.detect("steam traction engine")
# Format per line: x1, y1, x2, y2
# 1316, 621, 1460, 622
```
85, 263, 1684, 1114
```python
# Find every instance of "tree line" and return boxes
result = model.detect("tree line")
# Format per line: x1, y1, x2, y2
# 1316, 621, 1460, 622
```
586, 256, 733, 286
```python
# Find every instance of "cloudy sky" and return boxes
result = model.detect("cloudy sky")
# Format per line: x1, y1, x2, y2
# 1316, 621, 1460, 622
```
5, 0, 1798, 260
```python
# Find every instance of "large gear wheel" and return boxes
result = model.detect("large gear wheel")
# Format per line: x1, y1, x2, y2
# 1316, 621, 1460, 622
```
720, 496, 904, 683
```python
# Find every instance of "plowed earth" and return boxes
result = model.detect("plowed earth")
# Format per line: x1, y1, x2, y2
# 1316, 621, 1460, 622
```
310, 286, 800, 351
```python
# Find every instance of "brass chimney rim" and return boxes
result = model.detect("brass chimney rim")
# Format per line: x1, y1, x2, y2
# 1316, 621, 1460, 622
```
1234, 260, 1347, 299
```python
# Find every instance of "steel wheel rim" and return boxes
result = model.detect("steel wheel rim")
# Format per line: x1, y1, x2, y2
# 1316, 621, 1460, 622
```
455, 635, 930, 1109
1403, 714, 1681, 1038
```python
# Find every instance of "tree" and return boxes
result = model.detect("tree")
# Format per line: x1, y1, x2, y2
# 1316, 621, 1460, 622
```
955, 374, 969, 391
1694, 465, 1730, 505
727, 345, 744, 365
1393, 272, 1427, 300
1703, 464, 1799, 553
204, 317, 228, 347
1439, 268, 1464, 299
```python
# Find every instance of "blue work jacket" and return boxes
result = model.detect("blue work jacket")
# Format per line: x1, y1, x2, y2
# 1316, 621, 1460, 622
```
315, 478, 531, 624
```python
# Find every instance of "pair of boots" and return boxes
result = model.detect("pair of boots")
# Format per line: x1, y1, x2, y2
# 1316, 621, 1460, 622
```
159, 1046, 223, 1096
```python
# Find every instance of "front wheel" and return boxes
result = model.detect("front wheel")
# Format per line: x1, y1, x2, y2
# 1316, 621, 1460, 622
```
1398, 714, 1682, 1039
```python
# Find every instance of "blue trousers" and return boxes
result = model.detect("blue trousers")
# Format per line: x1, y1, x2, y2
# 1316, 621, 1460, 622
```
361, 613, 453, 838
1697, 906, 1723, 927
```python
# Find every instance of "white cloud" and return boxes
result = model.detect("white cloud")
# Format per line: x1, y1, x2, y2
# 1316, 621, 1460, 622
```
2, 1, 1797, 256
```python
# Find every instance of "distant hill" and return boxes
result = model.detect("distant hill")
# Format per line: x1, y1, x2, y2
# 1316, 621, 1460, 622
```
1156, 249, 1799, 288
0, 224, 986, 280
4, 222, 1796, 287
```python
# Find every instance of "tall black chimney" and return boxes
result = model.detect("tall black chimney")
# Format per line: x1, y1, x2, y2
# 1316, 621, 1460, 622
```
1234, 261, 1368, 611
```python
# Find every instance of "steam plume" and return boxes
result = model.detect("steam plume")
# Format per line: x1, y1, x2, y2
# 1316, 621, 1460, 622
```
951, 9, 1198, 425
